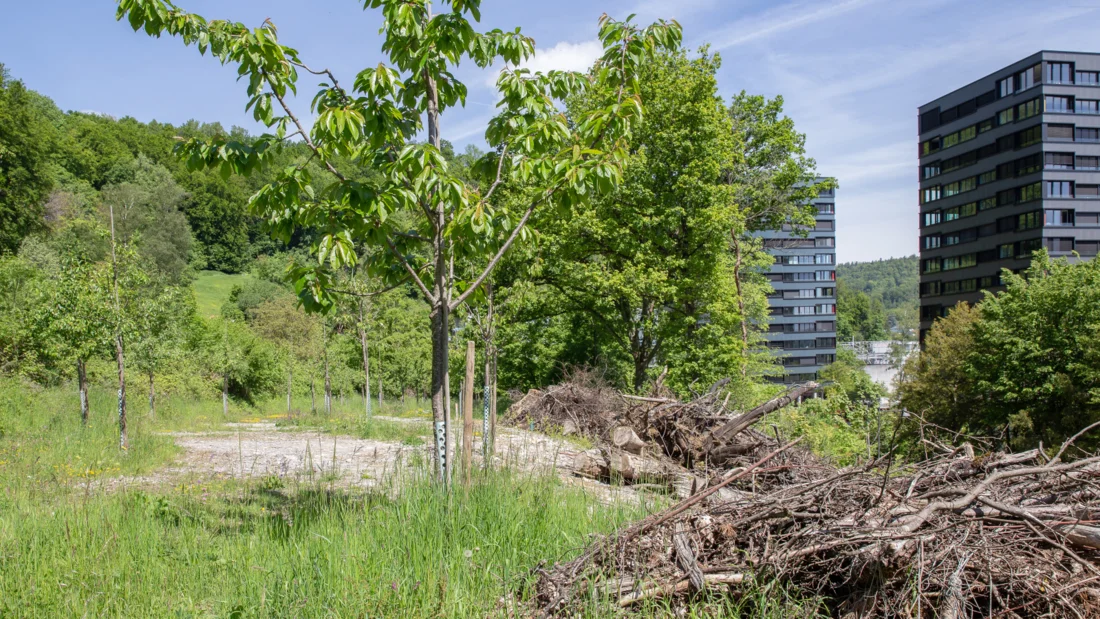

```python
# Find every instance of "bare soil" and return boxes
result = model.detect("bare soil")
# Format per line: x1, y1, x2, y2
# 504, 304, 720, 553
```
107, 417, 642, 502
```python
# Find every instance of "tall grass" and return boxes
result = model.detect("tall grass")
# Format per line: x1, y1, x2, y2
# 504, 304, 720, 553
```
0, 467, 650, 617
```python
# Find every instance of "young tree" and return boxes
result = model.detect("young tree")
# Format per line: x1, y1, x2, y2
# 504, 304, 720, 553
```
250, 295, 318, 414
116, 0, 680, 480
129, 285, 190, 417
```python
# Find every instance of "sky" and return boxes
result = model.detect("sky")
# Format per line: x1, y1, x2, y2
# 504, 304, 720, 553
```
3, 0, 1100, 263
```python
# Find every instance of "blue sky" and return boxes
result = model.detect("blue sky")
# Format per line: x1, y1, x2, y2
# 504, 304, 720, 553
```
3, 0, 1099, 262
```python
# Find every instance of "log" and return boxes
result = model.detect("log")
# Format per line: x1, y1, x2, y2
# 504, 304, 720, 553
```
705, 382, 818, 449
617, 573, 745, 607
673, 521, 705, 592
1056, 524, 1100, 551
611, 425, 646, 454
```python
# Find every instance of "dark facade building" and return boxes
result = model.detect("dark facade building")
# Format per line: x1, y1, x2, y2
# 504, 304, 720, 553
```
759, 181, 837, 383
918, 51, 1100, 339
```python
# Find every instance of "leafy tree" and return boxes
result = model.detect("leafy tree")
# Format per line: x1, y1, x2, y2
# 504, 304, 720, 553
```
836, 281, 888, 341
727, 92, 831, 377
99, 155, 194, 283
0, 65, 57, 251
520, 49, 773, 393
115, 0, 680, 479
129, 285, 193, 416
969, 253, 1100, 449
250, 294, 320, 413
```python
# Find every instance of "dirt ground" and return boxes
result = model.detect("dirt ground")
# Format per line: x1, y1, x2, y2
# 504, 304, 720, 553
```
108, 417, 640, 501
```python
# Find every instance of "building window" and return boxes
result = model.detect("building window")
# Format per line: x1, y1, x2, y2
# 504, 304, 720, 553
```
1078, 184, 1100, 198
816, 270, 834, 281
923, 211, 941, 227
1078, 127, 1100, 142
1018, 210, 1042, 230
923, 163, 940, 179
1045, 210, 1074, 226
923, 235, 941, 249
998, 76, 1014, 97
978, 170, 997, 185
1046, 181, 1073, 197
942, 253, 976, 271
1045, 96, 1072, 112
814, 237, 834, 248
999, 243, 1015, 259
1078, 241, 1100, 256
1017, 98, 1042, 120
815, 254, 833, 265
816, 203, 834, 214
923, 186, 941, 203
1046, 152, 1075, 169
1044, 237, 1074, 253
980, 274, 1002, 288
815, 304, 835, 315
980, 197, 997, 211
1047, 62, 1073, 84
979, 118, 994, 133
1019, 125, 1043, 147
1078, 155, 1100, 170
1018, 64, 1041, 91
1019, 182, 1042, 202
920, 281, 941, 297
923, 258, 941, 274
1078, 213, 1100, 225
921, 137, 941, 156
815, 220, 834, 230
1016, 153, 1042, 176
1078, 71, 1099, 85
1077, 99, 1099, 114
1047, 124, 1074, 141
997, 107, 1014, 125
1017, 238, 1042, 257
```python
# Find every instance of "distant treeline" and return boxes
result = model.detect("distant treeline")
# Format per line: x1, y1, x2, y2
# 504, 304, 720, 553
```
836, 255, 918, 340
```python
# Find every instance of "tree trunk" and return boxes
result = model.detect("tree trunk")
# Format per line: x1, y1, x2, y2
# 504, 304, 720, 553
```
731, 235, 750, 377
148, 371, 155, 418
287, 365, 293, 416
323, 322, 332, 416
430, 302, 450, 483
108, 203, 128, 450
310, 377, 316, 414
77, 358, 89, 425
222, 373, 228, 417
463, 341, 475, 485
358, 298, 372, 420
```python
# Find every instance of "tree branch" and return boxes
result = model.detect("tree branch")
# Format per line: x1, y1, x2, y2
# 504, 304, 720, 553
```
385, 237, 435, 303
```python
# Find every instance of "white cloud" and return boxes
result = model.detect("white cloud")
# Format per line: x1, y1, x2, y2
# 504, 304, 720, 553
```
703, 0, 884, 50
484, 39, 603, 88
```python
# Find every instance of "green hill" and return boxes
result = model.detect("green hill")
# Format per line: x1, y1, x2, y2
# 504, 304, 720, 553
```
192, 270, 253, 319
837, 255, 919, 338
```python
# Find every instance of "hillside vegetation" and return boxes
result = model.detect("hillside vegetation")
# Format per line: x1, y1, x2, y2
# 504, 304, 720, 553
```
836, 255, 918, 340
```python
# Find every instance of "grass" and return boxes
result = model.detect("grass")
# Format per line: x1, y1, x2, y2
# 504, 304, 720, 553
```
191, 270, 253, 319
0, 378, 822, 616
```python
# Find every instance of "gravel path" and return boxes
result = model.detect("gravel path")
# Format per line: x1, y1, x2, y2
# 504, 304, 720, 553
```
109, 417, 641, 502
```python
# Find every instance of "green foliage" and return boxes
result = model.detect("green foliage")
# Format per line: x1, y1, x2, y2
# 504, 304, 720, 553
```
192, 270, 253, 319
898, 252, 1100, 450
836, 280, 888, 342
0, 65, 56, 252
837, 255, 918, 338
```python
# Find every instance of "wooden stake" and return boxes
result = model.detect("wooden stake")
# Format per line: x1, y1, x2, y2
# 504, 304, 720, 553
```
463, 340, 475, 485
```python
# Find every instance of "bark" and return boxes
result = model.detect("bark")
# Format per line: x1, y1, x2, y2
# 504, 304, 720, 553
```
358, 298, 372, 420
731, 235, 750, 377
323, 322, 332, 416
77, 358, 89, 425
108, 203, 127, 450
310, 377, 316, 414
148, 371, 155, 418
463, 340, 475, 485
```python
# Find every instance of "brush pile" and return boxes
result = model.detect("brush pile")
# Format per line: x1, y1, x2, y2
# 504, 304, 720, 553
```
508, 379, 1100, 617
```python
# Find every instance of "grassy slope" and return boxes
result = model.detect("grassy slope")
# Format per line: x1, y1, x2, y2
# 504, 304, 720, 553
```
192, 270, 253, 319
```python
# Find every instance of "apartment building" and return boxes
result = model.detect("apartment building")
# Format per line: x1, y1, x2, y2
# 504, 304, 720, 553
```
918, 51, 1100, 338
759, 182, 837, 383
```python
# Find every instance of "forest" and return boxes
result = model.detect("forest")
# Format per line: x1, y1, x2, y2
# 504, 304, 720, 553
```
1, 0, 1099, 616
